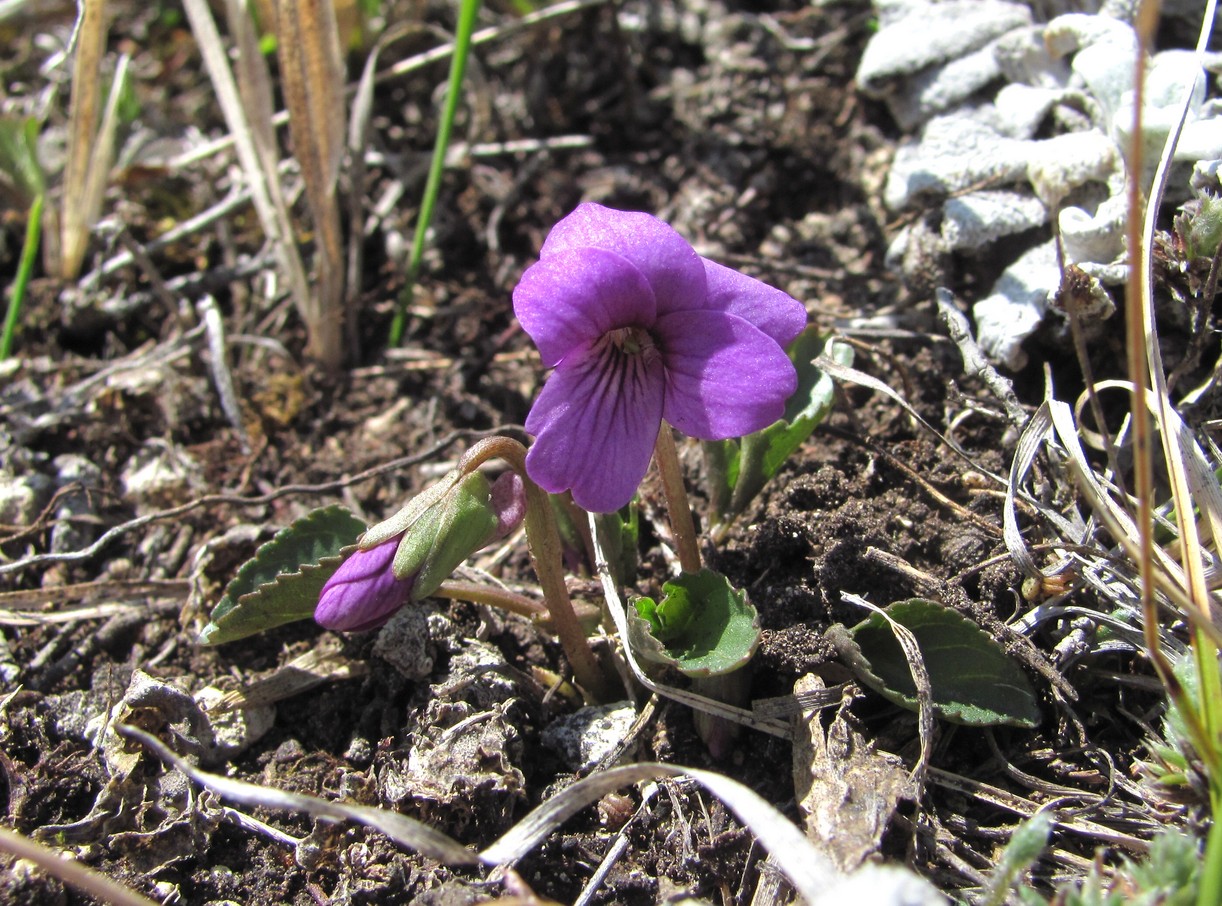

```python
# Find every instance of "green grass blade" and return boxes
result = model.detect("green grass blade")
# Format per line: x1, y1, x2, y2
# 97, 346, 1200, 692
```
388, 0, 481, 347
1201, 796, 1222, 906
1, 193, 44, 360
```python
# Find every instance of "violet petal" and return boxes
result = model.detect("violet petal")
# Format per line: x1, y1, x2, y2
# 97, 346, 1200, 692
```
657, 310, 798, 439
525, 341, 666, 512
699, 257, 808, 347
539, 203, 707, 315
513, 247, 657, 367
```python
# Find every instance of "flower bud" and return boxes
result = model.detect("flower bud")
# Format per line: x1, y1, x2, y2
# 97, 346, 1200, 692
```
314, 469, 527, 632
315, 538, 414, 631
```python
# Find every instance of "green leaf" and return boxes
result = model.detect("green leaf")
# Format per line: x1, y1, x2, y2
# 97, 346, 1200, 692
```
591, 504, 639, 587
200, 505, 366, 645
830, 599, 1041, 728
727, 330, 852, 515
701, 438, 739, 522
629, 569, 760, 677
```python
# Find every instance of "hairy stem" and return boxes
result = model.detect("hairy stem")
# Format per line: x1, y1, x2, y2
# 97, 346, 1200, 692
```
653, 423, 702, 574
458, 436, 614, 701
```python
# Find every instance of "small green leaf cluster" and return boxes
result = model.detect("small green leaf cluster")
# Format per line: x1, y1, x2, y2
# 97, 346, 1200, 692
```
1179, 195, 1222, 261
630, 569, 760, 678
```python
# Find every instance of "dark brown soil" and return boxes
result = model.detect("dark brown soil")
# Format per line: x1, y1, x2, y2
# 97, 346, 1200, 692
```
0, 1, 1201, 903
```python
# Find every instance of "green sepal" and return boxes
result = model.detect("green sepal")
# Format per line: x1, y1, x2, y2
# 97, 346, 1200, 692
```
729, 329, 852, 515
828, 598, 1041, 728
701, 438, 739, 523
392, 470, 499, 600
548, 492, 588, 570
200, 505, 367, 645
629, 569, 760, 677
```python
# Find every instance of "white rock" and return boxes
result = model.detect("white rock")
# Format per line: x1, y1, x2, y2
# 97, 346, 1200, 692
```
0, 472, 50, 525
541, 702, 638, 772
373, 604, 447, 680
194, 685, 276, 759
121, 440, 201, 510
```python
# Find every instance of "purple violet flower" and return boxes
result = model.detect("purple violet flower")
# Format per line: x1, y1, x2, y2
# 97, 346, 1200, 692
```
315, 538, 414, 632
513, 202, 807, 512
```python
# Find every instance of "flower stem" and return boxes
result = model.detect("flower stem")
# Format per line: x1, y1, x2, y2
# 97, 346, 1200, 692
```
433, 580, 548, 619
653, 423, 703, 574
458, 436, 615, 702
434, 579, 602, 632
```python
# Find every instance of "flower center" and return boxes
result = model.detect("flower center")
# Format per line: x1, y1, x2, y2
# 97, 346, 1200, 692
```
606, 326, 659, 364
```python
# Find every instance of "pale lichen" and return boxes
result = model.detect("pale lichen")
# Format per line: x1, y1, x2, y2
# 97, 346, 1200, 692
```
859, 1, 1222, 367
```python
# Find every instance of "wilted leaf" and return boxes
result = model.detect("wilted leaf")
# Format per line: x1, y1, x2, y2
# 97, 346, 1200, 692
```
830, 598, 1041, 728
792, 675, 910, 872
200, 505, 366, 644
629, 569, 760, 677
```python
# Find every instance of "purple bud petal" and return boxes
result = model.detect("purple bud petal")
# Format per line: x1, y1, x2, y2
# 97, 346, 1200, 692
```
315, 538, 414, 632
490, 471, 527, 538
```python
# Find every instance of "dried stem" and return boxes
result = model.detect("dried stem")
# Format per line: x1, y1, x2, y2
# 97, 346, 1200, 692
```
458, 436, 614, 701
653, 423, 702, 574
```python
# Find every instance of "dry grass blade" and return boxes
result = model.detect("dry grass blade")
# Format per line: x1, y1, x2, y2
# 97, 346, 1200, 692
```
482, 763, 840, 899
1004, 401, 1088, 581
840, 592, 933, 792
1135, 0, 1221, 631
346, 23, 423, 313
120, 723, 480, 866
181, 0, 311, 346
225, 0, 291, 238
277, 0, 347, 369
201, 639, 367, 711
0, 826, 159, 906
123, 724, 939, 903
59, 0, 108, 278
1046, 393, 1222, 645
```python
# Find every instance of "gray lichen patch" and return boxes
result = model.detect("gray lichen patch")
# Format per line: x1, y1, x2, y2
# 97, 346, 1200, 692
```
859, 1, 1222, 368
